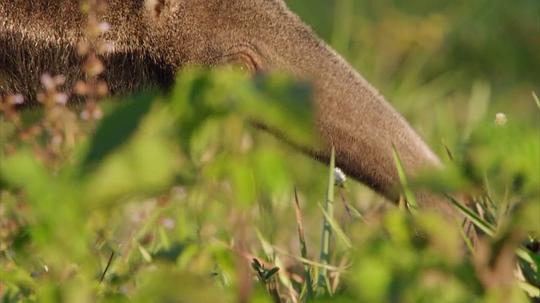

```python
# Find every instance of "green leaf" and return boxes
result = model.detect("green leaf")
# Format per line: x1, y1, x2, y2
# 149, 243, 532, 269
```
248, 73, 316, 146
82, 92, 157, 174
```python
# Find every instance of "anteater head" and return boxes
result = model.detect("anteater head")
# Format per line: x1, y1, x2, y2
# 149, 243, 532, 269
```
140, 0, 443, 204
1, 0, 465, 223
142, 0, 315, 74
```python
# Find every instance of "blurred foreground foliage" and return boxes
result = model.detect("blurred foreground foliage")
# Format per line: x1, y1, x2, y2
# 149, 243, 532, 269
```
2, 0, 540, 302
1, 67, 539, 302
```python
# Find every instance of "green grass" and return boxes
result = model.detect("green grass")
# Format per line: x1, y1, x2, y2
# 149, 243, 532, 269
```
1, 1, 539, 302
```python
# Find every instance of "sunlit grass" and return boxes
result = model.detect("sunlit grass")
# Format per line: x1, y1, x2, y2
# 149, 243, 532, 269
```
1, 0, 539, 302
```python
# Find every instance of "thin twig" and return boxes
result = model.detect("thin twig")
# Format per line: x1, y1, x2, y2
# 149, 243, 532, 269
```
100, 251, 115, 283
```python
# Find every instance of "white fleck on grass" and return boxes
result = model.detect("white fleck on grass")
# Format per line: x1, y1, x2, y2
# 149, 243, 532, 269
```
334, 167, 346, 187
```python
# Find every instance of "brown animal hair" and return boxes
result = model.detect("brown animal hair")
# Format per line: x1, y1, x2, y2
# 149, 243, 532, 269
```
0, 0, 471, 229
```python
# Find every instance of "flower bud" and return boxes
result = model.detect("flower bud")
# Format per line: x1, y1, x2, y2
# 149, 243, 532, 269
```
495, 113, 507, 126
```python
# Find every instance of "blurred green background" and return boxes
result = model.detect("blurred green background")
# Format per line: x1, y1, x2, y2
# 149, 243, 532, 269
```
289, 0, 540, 88
288, 0, 540, 126
1, 0, 539, 302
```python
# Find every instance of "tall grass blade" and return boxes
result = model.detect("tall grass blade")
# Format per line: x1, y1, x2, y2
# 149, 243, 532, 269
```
445, 194, 495, 236
270, 246, 342, 271
446, 195, 539, 266
318, 204, 352, 249
457, 222, 475, 254
293, 188, 314, 299
392, 145, 418, 212
317, 146, 336, 295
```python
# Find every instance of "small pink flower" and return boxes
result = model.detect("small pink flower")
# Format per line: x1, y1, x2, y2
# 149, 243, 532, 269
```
97, 22, 111, 34
40, 74, 55, 90
161, 218, 175, 230
80, 110, 90, 120
54, 93, 69, 105
53, 75, 66, 86
8, 94, 24, 105
93, 107, 103, 120
98, 42, 114, 54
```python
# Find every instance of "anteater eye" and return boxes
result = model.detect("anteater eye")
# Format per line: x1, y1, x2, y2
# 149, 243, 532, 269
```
229, 54, 256, 74
221, 50, 259, 75
223, 58, 254, 76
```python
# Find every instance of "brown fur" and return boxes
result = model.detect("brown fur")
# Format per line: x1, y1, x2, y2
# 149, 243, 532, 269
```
0, 0, 468, 225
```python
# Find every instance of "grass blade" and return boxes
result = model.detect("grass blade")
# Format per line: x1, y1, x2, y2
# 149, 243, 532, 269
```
293, 188, 314, 299
255, 230, 298, 303
99, 251, 115, 283
446, 194, 539, 266
317, 146, 336, 295
392, 145, 418, 212
318, 204, 352, 249
519, 281, 540, 298
271, 246, 343, 271
445, 194, 495, 236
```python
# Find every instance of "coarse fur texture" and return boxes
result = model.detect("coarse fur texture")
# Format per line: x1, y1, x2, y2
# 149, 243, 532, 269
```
0, 0, 472, 231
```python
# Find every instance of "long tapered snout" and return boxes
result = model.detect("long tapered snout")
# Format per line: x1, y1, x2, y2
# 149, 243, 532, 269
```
216, 2, 460, 218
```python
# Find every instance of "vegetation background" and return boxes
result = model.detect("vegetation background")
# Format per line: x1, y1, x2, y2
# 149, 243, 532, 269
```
1, 0, 539, 302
